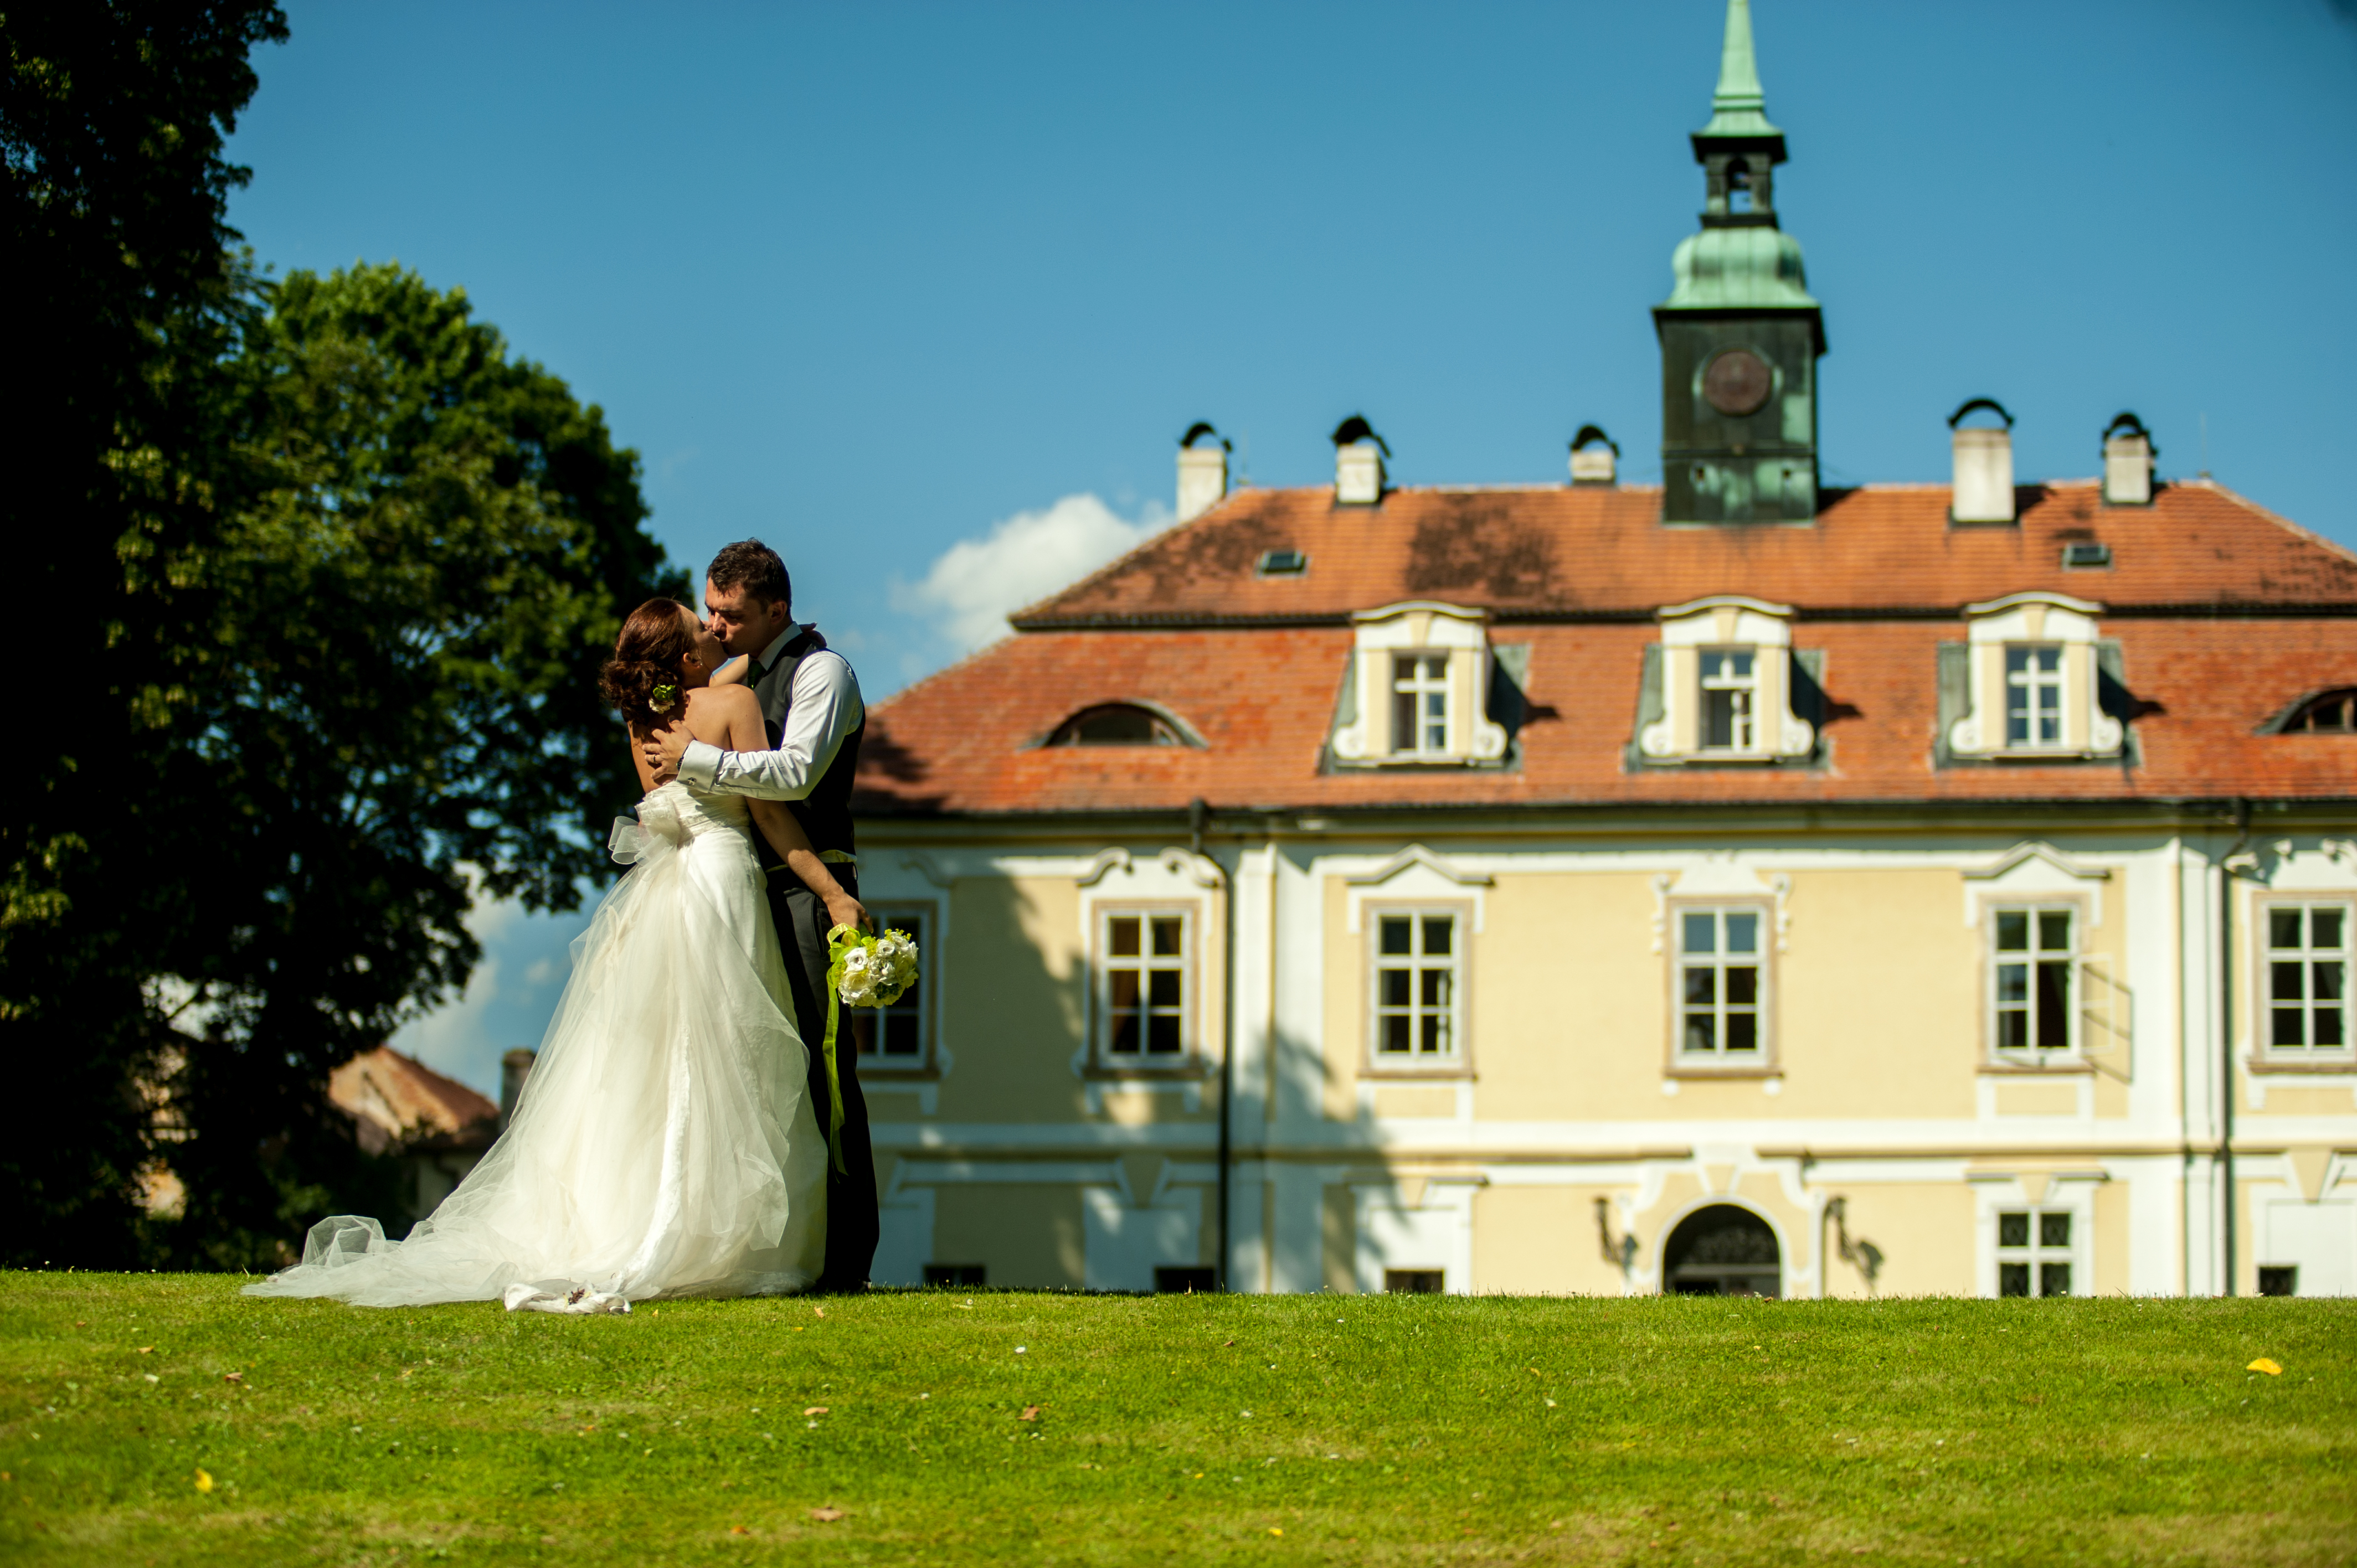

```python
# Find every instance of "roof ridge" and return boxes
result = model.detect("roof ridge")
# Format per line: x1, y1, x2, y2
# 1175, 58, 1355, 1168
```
2194, 478, 2357, 569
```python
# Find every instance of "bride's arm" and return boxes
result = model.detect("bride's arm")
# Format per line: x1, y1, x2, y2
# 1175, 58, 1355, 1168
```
707, 654, 752, 689
713, 689, 871, 934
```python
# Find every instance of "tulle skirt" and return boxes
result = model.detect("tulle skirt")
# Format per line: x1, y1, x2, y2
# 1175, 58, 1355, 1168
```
245, 785, 827, 1308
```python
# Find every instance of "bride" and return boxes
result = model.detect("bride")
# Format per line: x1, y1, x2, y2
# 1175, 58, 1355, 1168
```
246, 599, 863, 1311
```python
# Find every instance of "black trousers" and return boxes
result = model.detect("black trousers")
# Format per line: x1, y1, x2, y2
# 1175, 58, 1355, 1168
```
768, 866, 879, 1291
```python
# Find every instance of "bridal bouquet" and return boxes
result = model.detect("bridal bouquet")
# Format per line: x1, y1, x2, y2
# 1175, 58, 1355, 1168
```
814, 924, 920, 1174
828, 924, 920, 1009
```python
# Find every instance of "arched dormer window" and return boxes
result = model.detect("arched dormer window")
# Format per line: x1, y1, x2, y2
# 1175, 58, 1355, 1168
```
2266, 689, 2357, 735
1044, 702, 1204, 749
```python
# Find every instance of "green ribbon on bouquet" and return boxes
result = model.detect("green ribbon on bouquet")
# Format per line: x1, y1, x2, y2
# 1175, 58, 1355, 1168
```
819, 924, 859, 1175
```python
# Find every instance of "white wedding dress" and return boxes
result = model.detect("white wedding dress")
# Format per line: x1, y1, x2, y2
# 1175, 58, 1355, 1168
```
245, 782, 827, 1310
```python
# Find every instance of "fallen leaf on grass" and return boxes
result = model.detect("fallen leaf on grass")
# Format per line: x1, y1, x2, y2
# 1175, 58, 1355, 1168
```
1268, 1528, 1284, 1537
2248, 1358, 2282, 1375
222, 1373, 243, 1385
804, 1407, 829, 1417
137, 1347, 153, 1355
1020, 1405, 1042, 1422
729, 1525, 750, 1536
809, 1506, 845, 1523
193, 1469, 213, 1494
812, 1306, 827, 1319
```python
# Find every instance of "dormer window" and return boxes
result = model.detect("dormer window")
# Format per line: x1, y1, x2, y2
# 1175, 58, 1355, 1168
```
1330, 602, 1509, 767
2269, 689, 2357, 734
1944, 592, 2124, 762
1636, 597, 1815, 765
1046, 702, 1203, 748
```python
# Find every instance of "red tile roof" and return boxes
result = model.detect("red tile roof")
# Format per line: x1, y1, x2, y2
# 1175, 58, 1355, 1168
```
329, 1046, 501, 1156
857, 481, 2357, 816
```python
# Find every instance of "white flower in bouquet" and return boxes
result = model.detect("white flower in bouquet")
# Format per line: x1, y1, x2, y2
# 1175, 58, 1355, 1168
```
837, 947, 878, 1007
828, 926, 920, 1009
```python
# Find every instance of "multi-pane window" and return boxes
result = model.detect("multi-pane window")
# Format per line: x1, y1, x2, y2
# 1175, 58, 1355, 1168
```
1996, 1209, 2073, 1297
1994, 907, 2074, 1053
1390, 656, 1450, 757
863, 907, 928, 1064
1373, 912, 1458, 1060
1101, 911, 1188, 1061
2004, 645, 2065, 746
1700, 649, 1757, 750
1679, 907, 1763, 1057
2266, 902, 2350, 1051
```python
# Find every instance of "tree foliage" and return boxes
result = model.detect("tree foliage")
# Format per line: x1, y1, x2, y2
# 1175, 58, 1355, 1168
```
2, 6, 680, 1267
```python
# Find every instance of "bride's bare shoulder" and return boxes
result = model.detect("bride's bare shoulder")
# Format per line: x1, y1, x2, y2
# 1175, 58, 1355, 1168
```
684, 683, 760, 743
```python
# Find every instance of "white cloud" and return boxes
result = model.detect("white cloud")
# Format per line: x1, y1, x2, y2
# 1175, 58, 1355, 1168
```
893, 493, 1169, 657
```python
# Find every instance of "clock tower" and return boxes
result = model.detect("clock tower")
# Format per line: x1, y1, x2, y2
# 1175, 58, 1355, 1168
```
1655, 0, 1825, 524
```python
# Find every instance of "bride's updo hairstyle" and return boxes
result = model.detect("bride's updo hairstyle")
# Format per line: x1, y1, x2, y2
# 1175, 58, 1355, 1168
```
599, 598, 698, 727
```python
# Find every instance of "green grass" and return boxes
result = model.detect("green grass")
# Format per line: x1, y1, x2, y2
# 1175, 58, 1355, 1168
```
1, 1275, 2350, 1565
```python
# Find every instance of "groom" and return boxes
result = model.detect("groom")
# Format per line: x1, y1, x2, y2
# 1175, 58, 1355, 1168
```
645, 538, 878, 1293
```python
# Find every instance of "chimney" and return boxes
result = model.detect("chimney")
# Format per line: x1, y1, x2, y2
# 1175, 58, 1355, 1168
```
1175, 421, 1229, 522
500, 1048, 536, 1130
2101, 412, 2154, 507
1569, 425, 1619, 486
1330, 415, 1388, 504
1948, 398, 2016, 524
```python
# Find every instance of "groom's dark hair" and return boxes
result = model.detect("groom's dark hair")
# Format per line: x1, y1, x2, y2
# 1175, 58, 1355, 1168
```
707, 539, 792, 613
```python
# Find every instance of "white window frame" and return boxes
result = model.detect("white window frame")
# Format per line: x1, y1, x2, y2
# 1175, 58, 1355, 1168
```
1092, 904, 1196, 1070
1698, 647, 1759, 751
1329, 602, 1509, 766
2258, 898, 2355, 1064
1389, 653, 1453, 758
861, 900, 937, 1072
1993, 1205, 2081, 1298
1948, 592, 2124, 760
2003, 643, 2066, 747
1637, 596, 1815, 765
1366, 904, 1468, 1072
1987, 900, 2082, 1062
1671, 901, 1773, 1069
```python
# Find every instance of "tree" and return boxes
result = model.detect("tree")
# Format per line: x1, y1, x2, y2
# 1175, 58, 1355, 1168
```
3, 1, 290, 1264
143, 264, 681, 1265
2, 3, 680, 1267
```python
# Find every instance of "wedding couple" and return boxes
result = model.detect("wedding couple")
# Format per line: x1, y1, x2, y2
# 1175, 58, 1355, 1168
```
248, 540, 879, 1311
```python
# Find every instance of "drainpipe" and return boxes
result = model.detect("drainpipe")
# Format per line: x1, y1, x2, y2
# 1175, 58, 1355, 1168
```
2219, 798, 2251, 1297
1191, 798, 1236, 1292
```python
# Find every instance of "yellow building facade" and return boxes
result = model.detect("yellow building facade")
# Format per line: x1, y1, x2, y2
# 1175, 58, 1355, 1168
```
844, 3, 2357, 1298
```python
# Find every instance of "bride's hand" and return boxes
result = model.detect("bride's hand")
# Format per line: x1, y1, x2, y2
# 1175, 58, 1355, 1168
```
825, 891, 874, 936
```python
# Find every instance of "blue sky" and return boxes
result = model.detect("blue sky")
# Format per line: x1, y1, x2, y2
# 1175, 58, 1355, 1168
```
224, 0, 2357, 1093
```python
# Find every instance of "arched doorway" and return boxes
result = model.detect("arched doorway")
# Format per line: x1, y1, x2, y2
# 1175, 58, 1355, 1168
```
1663, 1204, 1782, 1297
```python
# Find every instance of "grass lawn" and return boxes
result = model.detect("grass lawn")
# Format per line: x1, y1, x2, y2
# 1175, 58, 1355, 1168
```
0, 1273, 2349, 1565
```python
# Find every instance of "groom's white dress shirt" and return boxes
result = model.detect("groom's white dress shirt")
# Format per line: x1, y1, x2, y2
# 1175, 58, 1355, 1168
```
677, 621, 864, 824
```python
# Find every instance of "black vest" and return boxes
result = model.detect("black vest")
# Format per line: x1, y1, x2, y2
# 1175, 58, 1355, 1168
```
755, 630, 862, 876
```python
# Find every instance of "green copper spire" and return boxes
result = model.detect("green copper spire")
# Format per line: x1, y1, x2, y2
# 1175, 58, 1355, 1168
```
1697, 0, 1780, 141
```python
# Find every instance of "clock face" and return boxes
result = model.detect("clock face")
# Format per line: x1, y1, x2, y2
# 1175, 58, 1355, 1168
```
1702, 348, 1773, 417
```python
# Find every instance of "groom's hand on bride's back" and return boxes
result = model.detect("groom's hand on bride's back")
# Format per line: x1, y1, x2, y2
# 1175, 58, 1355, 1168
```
643, 724, 691, 785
